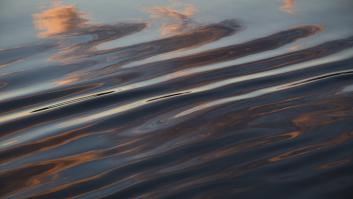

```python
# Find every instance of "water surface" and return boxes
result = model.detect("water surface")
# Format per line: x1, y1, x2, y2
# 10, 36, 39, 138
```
0, 0, 353, 198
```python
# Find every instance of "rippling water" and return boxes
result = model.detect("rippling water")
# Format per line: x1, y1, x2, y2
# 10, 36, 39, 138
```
1, 0, 353, 198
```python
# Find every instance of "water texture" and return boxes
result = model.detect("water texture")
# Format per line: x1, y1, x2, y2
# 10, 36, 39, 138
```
0, 0, 353, 198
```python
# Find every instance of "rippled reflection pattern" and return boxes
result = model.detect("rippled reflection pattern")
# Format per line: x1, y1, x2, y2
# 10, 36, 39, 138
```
0, 0, 353, 198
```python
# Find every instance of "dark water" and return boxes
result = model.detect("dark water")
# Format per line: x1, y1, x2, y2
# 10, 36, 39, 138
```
1, 0, 353, 198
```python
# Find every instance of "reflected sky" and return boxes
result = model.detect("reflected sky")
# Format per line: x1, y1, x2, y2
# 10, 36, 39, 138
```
147, 3, 197, 36
1, 0, 352, 49
33, 1, 87, 38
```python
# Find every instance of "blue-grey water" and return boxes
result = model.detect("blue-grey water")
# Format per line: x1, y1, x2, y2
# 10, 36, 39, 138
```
0, 0, 353, 198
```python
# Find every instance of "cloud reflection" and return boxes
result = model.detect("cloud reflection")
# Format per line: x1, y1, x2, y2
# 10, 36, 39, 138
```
281, 0, 295, 14
146, 3, 197, 36
33, 1, 88, 38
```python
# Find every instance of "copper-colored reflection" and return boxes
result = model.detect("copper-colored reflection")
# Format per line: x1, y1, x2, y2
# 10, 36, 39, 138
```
55, 76, 80, 86
33, 1, 87, 38
293, 110, 348, 129
147, 4, 197, 36
269, 131, 353, 162
317, 158, 351, 170
281, 0, 295, 14
148, 4, 196, 19
160, 23, 186, 36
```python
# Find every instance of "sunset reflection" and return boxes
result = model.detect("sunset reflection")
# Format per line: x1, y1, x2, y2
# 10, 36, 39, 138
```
33, 1, 87, 37
2, 0, 353, 198
147, 3, 197, 36
281, 0, 295, 14
55, 76, 80, 86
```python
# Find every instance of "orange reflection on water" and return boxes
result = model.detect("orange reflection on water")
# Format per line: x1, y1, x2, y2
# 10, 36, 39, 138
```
269, 131, 353, 162
148, 4, 196, 20
147, 4, 197, 36
317, 158, 351, 170
293, 109, 348, 129
25, 151, 100, 187
160, 23, 186, 36
33, 1, 87, 38
55, 76, 80, 86
281, 0, 295, 14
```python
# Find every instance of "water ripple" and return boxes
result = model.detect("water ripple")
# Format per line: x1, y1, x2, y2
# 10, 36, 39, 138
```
1, 0, 353, 198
